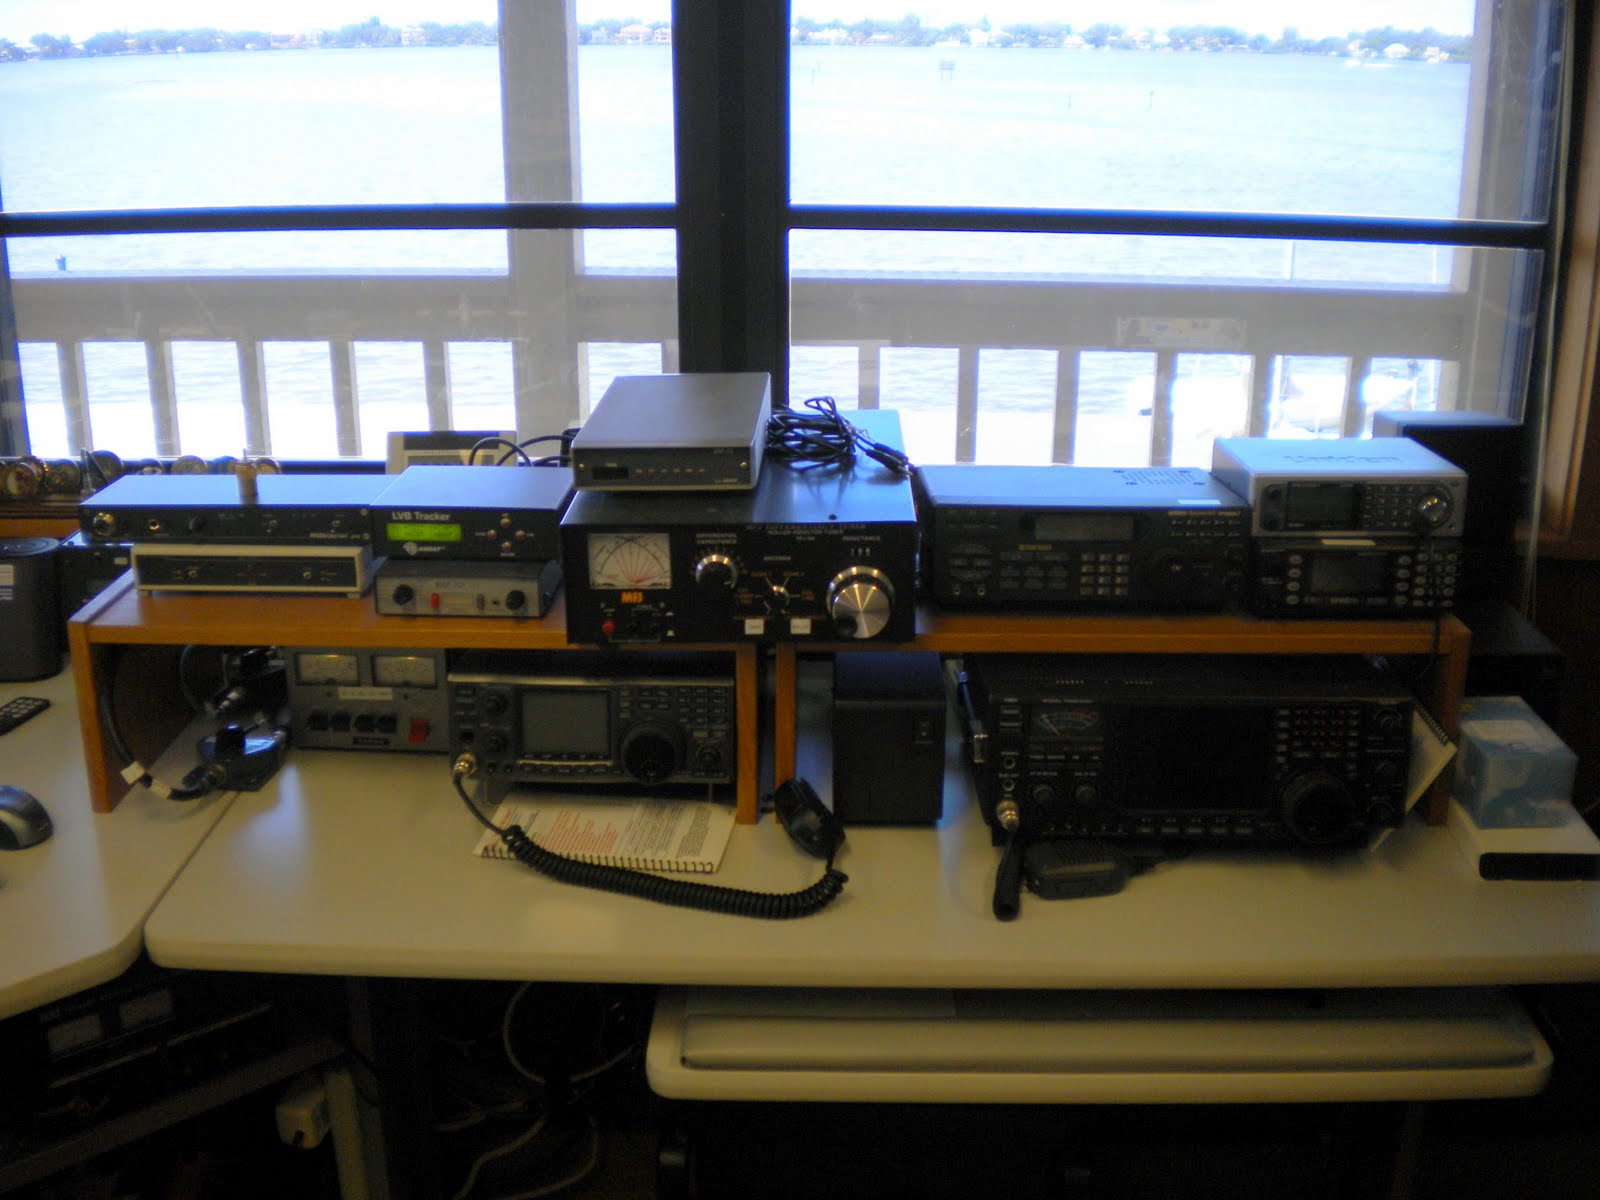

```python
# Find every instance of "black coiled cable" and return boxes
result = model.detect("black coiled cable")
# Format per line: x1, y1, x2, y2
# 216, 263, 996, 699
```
453, 774, 848, 919
766, 395, 913, 476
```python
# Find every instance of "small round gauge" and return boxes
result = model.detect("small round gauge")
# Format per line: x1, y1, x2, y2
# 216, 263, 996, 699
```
41, 459, 84, 494
588, 532, 672, 589
86, 450, 123, 485
372, 654, 439, 689
295, 652, 360, 687
1, 458, 42, 499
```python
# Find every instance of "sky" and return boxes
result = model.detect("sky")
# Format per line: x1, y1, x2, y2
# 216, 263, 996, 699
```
0, 1, 1475, 45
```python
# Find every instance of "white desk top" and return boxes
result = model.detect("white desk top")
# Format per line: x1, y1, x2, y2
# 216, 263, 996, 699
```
0, 667, 236, 1020
144, 715, 1600, 990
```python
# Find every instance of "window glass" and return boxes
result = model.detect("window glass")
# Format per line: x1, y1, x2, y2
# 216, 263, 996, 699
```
791, 229, 1537, 466
787, 2, 1558, 465
1, 2, 678, 458
13, 228, 676, 459
790, 1, 1544, 223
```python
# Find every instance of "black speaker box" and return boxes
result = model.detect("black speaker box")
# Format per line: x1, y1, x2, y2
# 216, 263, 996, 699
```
0, 537, 63, 681
1372, 410, 1527, 605
831, 652, 946, 824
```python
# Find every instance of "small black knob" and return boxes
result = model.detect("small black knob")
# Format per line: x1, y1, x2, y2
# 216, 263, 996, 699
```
392, 584, 415, 606
505, 589, 526, 611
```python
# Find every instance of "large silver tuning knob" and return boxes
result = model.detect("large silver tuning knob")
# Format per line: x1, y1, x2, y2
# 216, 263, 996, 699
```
826, 566, 895, 639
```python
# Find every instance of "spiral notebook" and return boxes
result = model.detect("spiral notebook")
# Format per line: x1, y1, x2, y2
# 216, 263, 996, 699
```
474, 796, 736, 873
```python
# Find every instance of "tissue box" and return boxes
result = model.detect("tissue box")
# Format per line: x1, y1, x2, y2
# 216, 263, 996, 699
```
1453, 696, 1577, 827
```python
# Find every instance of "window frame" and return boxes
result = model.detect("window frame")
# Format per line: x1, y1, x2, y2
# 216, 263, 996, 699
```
0, 0, 1580, 510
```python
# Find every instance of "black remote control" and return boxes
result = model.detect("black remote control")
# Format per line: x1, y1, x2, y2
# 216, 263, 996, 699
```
0, 696, 50, 735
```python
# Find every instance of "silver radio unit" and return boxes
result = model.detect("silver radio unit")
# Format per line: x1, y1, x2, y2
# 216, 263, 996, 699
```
1212, 436, 1467, 540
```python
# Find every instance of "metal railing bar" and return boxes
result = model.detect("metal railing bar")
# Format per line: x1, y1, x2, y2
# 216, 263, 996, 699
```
1051, 349, 1080, 465
145, 339, 179, 456
0, 203, 678, 239
329, 341, 361, 458
1150, 350, 1177, 467
55, 340, 90, 454
1248, 353, 1273, 436
955, 347, 978, 462
238, 340, 270, 457
788, 205, 1548, 252
422, 340, 451, 430
856, 343, 881, 410
1345, 355, 1373, 436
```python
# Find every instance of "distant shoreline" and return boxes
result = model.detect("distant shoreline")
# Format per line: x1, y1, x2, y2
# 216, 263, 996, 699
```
0, 20, 1470, 63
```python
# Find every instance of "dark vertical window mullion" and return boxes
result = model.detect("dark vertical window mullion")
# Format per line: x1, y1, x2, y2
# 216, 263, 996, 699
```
0, 179, 24, 456
672, 0, 727, 375
737, 3, 790, 405
671, 1, 790, 402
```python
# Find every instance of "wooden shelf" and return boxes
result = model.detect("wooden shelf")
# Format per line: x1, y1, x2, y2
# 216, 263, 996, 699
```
68, 575, 761, 823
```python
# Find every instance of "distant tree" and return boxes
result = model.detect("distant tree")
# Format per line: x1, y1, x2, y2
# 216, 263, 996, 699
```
82, 30, 130, 56
328, 17, 401, 48
30, 33, 75, 58
179, 28, 223, 52
1080, 23, 1123, 49
0, 38, 24, 61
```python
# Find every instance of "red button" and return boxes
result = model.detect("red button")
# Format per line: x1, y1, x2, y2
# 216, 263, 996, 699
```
409, 718, 431, 744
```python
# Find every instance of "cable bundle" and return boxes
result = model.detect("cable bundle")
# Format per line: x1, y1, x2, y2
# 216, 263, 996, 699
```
765, 395, 913, 476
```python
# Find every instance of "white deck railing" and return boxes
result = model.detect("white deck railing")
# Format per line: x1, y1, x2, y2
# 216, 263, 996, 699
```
12, 269, 1475, 466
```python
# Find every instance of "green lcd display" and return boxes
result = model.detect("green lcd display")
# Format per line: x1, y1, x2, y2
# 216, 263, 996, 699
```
386, 521, 463, 543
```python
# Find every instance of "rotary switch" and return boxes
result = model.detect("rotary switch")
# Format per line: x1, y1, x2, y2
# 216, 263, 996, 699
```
693, 552, 739, 593
826, 566, 895, 639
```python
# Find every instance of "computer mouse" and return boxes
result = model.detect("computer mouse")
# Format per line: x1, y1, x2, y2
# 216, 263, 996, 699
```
0, 785, 53, 850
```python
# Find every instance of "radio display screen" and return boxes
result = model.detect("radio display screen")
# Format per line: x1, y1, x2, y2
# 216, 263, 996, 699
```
1117, 705, 1272, 810
520, 689, 610, 756
1031, 514, 1137, 542
386, 521, 462, 543
1284, 484, 1358, 527
1309, 553, 1388, 594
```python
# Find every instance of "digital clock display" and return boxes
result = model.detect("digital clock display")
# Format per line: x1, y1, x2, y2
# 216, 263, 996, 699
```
386, 521, 463, 543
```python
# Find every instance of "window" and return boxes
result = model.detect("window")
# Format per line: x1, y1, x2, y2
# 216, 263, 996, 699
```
0, 1, 1572, 482
0, 1, 680, 464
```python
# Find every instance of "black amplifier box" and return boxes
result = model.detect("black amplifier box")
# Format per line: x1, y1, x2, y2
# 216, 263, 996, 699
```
370, 464, 574, 562
79, 472, 385, 544
561, 410, 918, 644
915, 464, 1248, 612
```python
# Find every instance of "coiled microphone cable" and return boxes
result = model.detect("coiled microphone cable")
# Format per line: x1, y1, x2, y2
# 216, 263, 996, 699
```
451, 756, 848, 919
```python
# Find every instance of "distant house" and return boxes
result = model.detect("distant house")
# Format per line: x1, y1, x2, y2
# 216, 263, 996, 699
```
619, 23, 652, 44
1382, 42, 1411, 60
652, 26, 672, 44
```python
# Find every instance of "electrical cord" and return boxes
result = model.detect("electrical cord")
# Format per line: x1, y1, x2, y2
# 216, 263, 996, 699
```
766, 394, 913, 476
469, 429, 580, 468
451, 760, 848, 919
97, 645, 218, 801
499, 982, 634, 1091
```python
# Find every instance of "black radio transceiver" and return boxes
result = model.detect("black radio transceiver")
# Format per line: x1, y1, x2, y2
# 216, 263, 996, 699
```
960, 654, 1413, 849
915, 464, 1248, 612
1249, 538, 1462, 617
369, 465, 574, 562
448, 649, 738, 800
560, 410, 917, 645
80, 473, 387, 544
